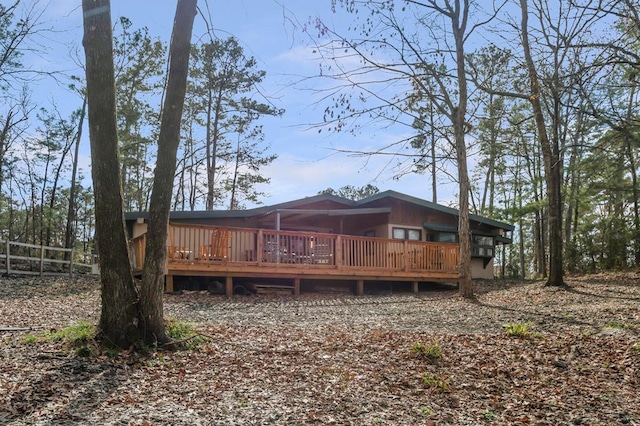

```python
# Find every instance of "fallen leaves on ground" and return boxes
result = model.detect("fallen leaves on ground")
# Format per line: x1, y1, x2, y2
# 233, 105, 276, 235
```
0, 273, 638, 425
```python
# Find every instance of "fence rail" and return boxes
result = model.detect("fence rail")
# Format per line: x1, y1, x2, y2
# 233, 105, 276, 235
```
0, 239, 98, 277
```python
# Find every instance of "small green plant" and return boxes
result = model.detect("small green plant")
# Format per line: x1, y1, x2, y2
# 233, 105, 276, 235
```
411, 341, 442, 360
48, 321, 95, 344
482, 409, 496, 421
503, 322, 541, 339
165, 319, 206, 350
421, 373, 449, 393
22, 333, 38, 344
603, 321, 637, 330
36, 322, 97, 356
419, 406, 432, 415
632, 343, 640, 352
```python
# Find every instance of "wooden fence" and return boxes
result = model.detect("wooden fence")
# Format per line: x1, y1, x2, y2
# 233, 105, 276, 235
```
0, 239, 98, 277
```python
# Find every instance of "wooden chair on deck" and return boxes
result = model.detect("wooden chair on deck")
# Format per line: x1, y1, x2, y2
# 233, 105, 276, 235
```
168, 228, 189, 260
199, 228, 230, 261
312, 241, 332, 264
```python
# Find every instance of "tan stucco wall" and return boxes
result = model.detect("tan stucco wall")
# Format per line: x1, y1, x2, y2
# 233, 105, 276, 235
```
132, 220, 148, 239
471, 257, 494, 280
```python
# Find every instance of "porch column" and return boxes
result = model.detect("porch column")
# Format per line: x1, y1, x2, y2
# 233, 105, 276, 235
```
356, 279, 364, 296
294, 278, 300, 296
276, 211, 281, 263
225, 276, 233, 297
165, 275, 174, 293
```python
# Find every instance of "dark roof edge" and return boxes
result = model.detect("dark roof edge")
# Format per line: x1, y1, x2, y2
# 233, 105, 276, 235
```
125, 193, 356, 222
126, 190, 514, 231
358, 190, 514, 231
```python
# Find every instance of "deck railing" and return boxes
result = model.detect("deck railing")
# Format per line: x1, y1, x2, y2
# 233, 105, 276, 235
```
129, 223, 459, 274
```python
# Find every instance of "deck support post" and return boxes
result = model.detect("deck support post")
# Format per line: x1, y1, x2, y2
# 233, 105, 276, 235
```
165, 275, 174, 293
225, 276, 233, 297
412, 281, 419, 293
356, 279, 364, 296
294, 278, 300, 296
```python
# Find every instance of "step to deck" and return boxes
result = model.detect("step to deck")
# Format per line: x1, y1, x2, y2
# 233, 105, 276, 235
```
252, 283, 295, 295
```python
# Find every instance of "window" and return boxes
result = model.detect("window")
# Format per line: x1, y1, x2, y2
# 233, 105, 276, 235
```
392, 227, 422, 241
437, 232, 457, 243
472, 235, 494, 257
426, 232, 458, 243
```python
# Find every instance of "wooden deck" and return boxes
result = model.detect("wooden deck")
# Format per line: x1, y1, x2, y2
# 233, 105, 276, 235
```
130, 223, 460, 296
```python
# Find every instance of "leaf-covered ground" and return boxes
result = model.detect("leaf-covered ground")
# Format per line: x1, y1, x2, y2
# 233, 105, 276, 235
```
0, 273, 638, 425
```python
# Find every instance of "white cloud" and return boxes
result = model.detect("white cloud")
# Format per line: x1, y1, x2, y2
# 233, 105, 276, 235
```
254, 149, 458, 207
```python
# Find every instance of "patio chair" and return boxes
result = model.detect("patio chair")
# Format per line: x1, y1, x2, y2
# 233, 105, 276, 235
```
311, 241, 333, 264
199, 228, 230, 261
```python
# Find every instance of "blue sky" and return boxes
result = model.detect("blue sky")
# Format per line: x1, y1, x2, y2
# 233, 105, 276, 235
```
34, 0, 458, 208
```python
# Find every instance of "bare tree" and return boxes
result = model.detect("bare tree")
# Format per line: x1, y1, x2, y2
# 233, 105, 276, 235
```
324, 0, 504, 297
518, 0, 565, 286
140, 0, 197, 344
82, 0, 143, 347
83, 0, 197, 347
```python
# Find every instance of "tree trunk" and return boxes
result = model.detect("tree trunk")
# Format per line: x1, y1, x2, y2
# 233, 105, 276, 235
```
451, 1, 473, 298
206, 85, 225, 210
64, 96, 87, 257
624, 81, 640, 265
519, 0, 564, 286
140, 0, 197, 344
82, 0, 143, 348
429, 105, 438, 203
229, 139, 240, 210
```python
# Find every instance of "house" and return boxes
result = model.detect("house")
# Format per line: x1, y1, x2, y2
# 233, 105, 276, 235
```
125, 190, 513, 295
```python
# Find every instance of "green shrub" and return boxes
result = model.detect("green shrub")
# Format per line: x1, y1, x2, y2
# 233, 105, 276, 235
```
421, 373, 449, 393
165, 318, 206, 350
411, 341, 443, 360
503, 322, 541, 339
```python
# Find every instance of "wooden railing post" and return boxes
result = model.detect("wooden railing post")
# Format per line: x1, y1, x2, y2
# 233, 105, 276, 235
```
39, 244, 45, 277
69, 248, 75, 277
4, 240, 9, 275
257, 229, 263, 264
335, 235, 342, 268
403, 240, 409, 272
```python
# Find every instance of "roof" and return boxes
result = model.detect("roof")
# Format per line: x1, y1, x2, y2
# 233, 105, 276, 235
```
124, 192, 355, 221
355, 190, 514, 231
125, 190, 514, 231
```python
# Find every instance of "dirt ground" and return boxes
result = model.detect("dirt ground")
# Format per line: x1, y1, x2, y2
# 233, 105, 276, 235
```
0, 273, 639, 425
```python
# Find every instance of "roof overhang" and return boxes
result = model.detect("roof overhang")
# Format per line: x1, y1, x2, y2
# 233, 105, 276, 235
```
270, 207, 392, 217
423, 222, 458, 232
495, 235, 513, 244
